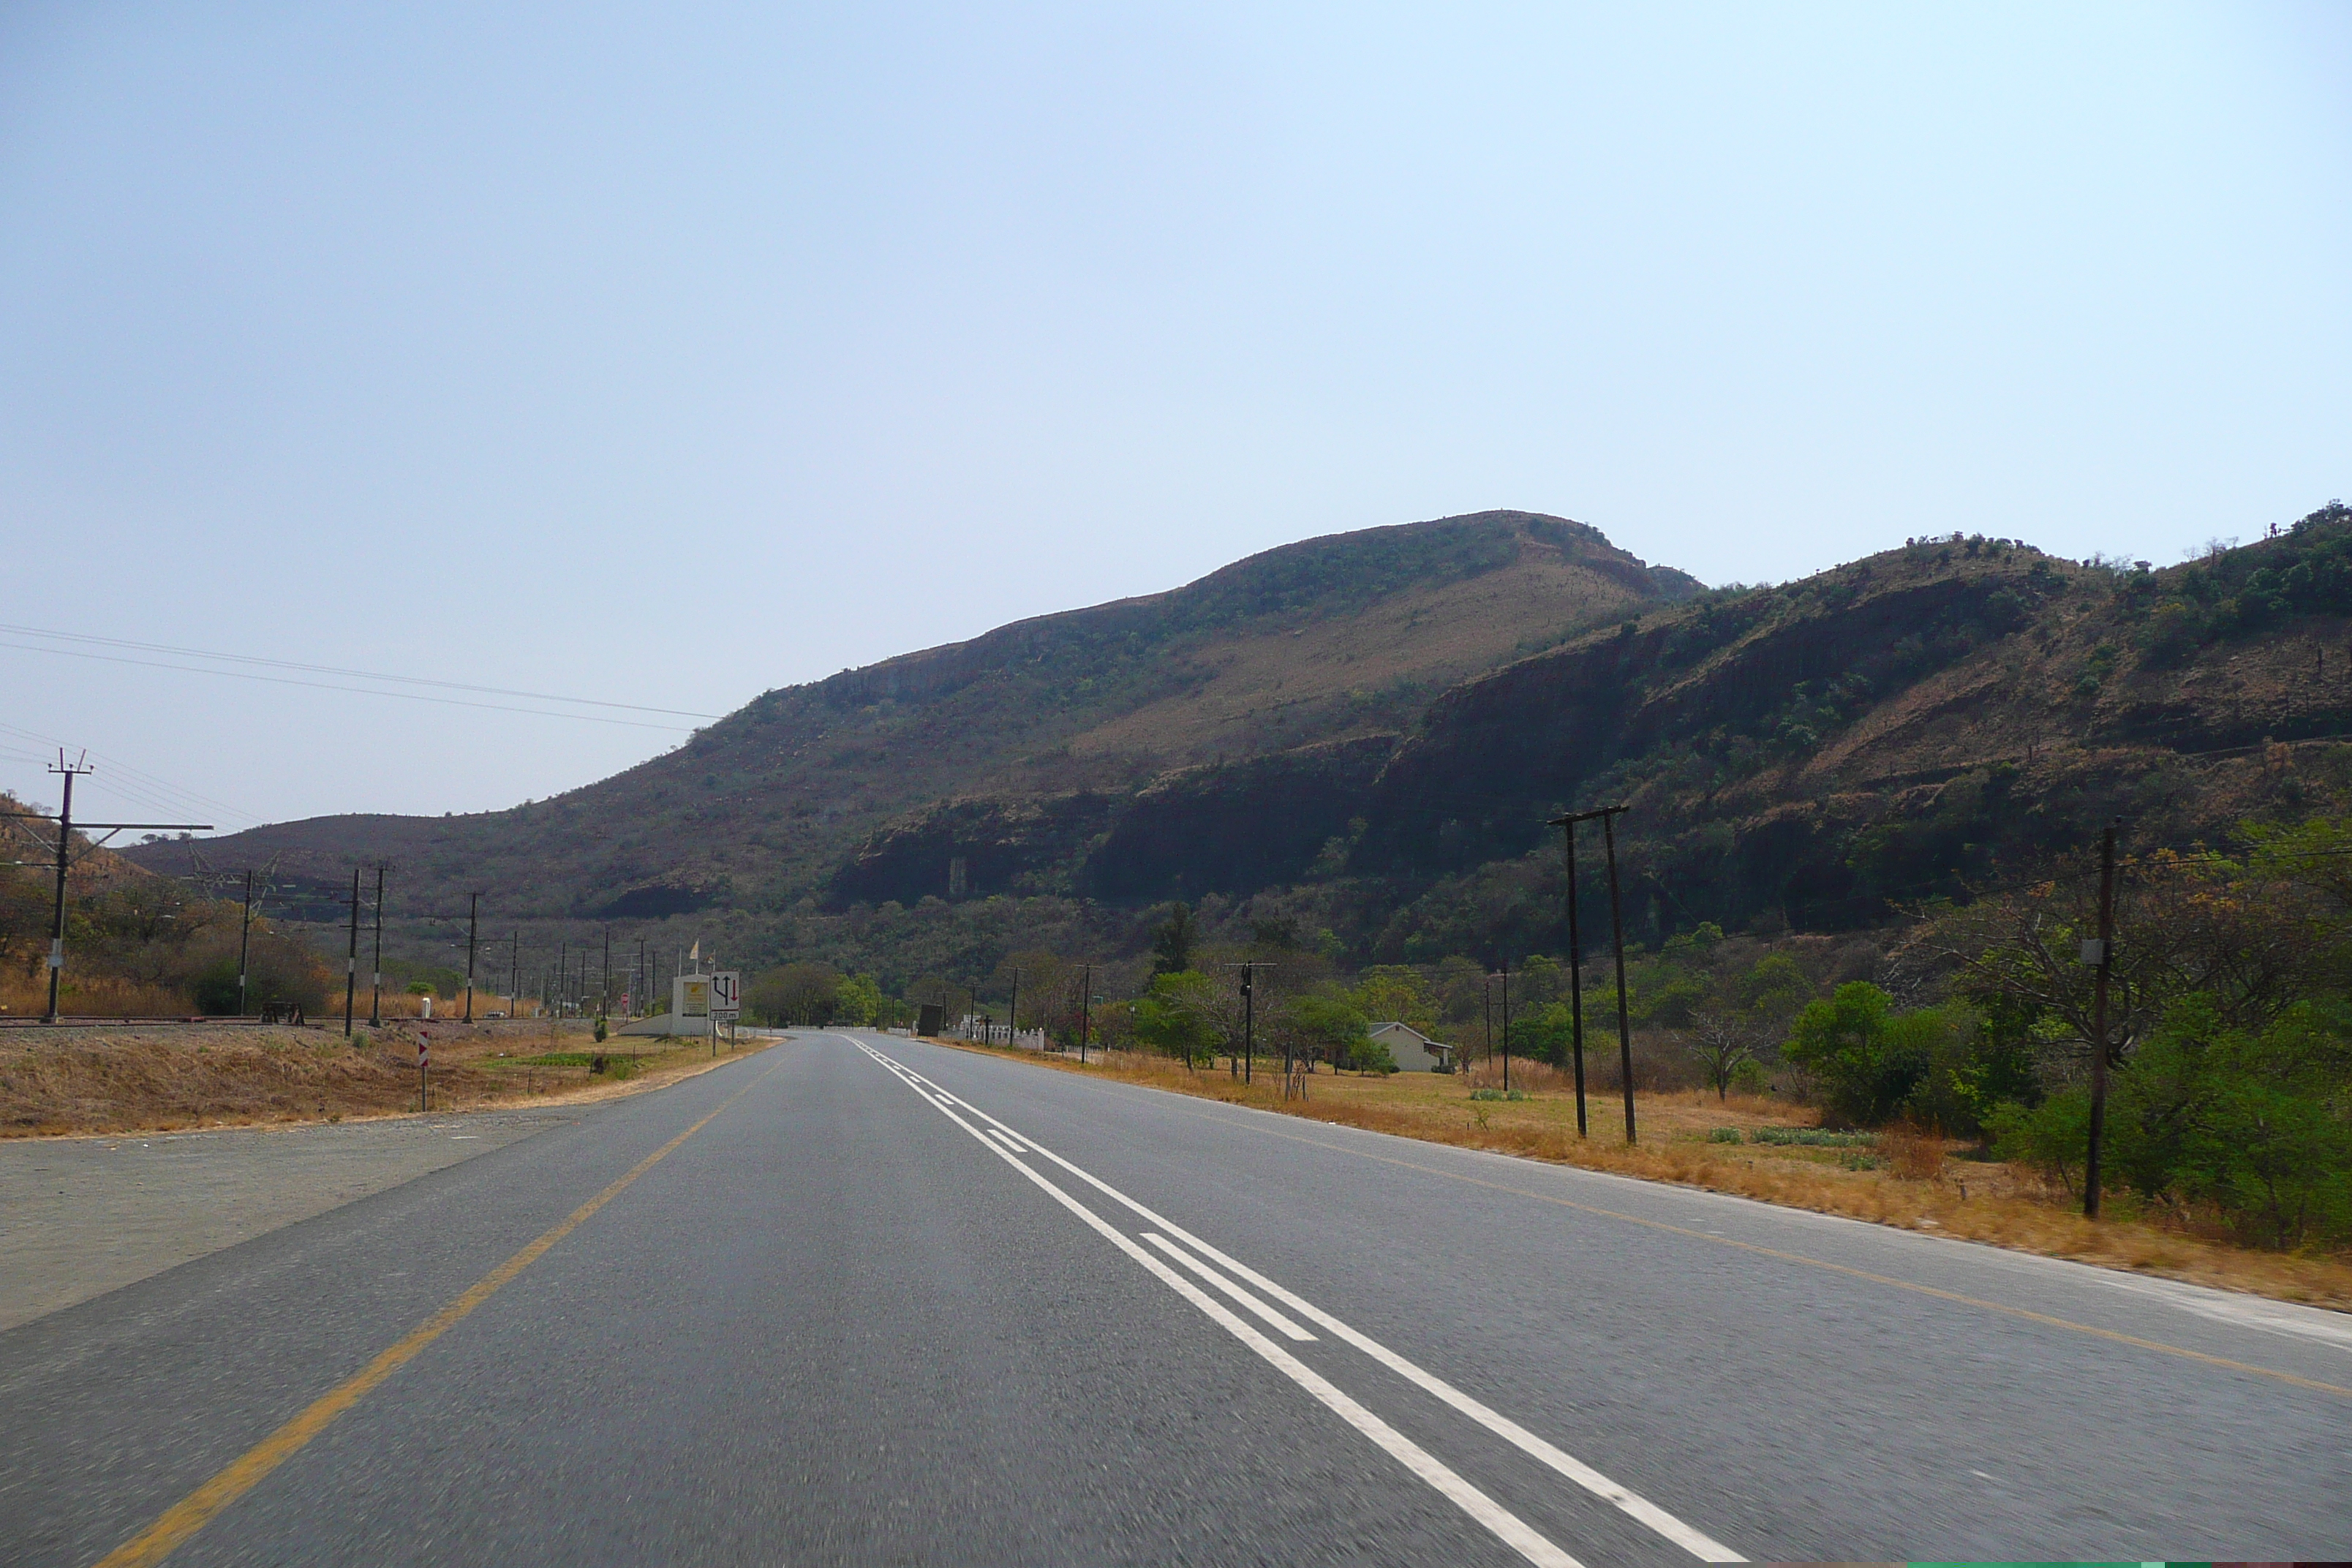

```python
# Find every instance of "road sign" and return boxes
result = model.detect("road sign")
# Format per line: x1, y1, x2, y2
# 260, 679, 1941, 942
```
709, 970, 742, 1018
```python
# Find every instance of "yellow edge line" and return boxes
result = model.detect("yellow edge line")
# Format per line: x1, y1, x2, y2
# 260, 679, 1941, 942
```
93, 1055, 788, 1568
1097, 1081, 2352, 1403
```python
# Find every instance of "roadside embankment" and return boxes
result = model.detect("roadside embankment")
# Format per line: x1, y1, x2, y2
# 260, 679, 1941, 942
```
0, 1019, 774, 1137
920, 1037, 2352, 1313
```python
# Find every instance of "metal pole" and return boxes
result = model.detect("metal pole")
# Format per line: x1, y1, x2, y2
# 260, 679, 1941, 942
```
1499, 960, 1511, 1093
369, 864, 385, 1027
1242, 961, 1254, 1085
464, 892, 478, 1022
44, 768, 76, 1023
238, 868, 255, 1019
1604, 809, 1636, 1143
343, 867, 359, 1038
1564, 817, 1588, 1136
1482, 978, 1491, 1073
1079, 965, 1091, 1063
2085, 824, 2119, 1218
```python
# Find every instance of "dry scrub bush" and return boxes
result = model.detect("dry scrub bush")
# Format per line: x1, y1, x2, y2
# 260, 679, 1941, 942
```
1877, 1122, 1946, 1182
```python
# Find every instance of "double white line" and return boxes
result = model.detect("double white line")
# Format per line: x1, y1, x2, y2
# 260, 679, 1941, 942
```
853, 1040, 1743, 1568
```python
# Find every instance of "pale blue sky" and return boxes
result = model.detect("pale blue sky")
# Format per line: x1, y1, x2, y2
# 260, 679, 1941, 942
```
2, 2, 2346, 829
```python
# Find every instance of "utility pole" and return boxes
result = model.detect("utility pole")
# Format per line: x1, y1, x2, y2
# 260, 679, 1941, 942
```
238, 869, 257, 1019
1498, 960, 1512, 1093
1602, 806, 1636, 1144
1237, 961, 1268, 1085
2084, 823, 2120, 1219
1008, 967, 1019, 1049
368, 863, 386, 1028
602, 927, 611, 1018
509, 929, 521, 1017
1482, 976, 1492, 1072
41, 759, 83, 1025
0, 755, 206, 1023
1078, 963, 1093, 1063
1548, 812, 1595, 1137
557, 942, 567, 1018
343, 867, 360, 1038
464, 892, 479, 1023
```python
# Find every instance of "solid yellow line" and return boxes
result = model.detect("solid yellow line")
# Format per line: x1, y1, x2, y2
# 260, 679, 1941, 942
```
1130, 1092, 2352, 1402
93, 1057, 785, 1568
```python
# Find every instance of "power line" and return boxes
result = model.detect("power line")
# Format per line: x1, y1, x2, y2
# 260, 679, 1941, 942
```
0, 721, 255, 826
0, 640, 699, 731
0, 640, 704, 731
0, 622, 721, 719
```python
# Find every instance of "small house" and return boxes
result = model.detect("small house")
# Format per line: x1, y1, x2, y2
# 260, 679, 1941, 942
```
1368, 1021, 1454, 1072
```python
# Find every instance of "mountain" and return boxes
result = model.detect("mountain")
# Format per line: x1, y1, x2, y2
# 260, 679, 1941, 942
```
127, 510, 1698, 935
125, 502, 2352, 985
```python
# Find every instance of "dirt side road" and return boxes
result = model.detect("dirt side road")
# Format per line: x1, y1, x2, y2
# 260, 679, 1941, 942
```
0, 1109, 576, 1330
0, 1032, 787, 1329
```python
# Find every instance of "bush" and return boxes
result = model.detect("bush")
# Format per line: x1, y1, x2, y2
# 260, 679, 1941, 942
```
191, 958, 243, 1016
2097, 998, 2352, 1248
1747, 1126, 1874, 1147
1783, 983, 2013, 1134
1987, 1092, 2091, 1194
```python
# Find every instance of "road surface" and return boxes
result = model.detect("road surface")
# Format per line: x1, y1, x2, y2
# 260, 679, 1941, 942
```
4, 1031, 2347, 1565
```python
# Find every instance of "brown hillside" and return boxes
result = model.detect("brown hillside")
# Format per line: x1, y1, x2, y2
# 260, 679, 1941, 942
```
125, 511, 1694, 928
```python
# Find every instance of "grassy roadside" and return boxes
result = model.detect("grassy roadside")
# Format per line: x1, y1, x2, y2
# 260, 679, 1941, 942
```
0, 1019, 779, 1137
918, 1036, 2352, 1313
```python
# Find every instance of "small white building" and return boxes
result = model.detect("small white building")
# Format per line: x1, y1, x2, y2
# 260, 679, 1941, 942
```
1368, 1021, 1454, 1072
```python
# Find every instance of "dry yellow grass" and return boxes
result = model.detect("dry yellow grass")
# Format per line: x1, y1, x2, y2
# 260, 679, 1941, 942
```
0, 971, 195, 1019
925, 1040, 2352, 1313
0, 1019, 771, 1137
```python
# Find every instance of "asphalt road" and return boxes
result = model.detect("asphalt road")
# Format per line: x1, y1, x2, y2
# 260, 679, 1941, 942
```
4, 1031, 2348, 1566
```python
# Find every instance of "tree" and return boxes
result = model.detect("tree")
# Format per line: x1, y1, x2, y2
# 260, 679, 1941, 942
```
1684, 1008, 1768, 1100
834, 973, 886, 1026
1784, 983, 1926, 1126
1151, 904, 1196, 976
750, 962, 843, 1025
1349, 965, 1435, 1032
1909, 846, 2337, 1080
1282, 990, 1370, 1072
1133, 970, 1219, 1067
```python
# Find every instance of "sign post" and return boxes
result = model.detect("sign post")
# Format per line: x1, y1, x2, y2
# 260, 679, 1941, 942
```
709, 970, 741, 1057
